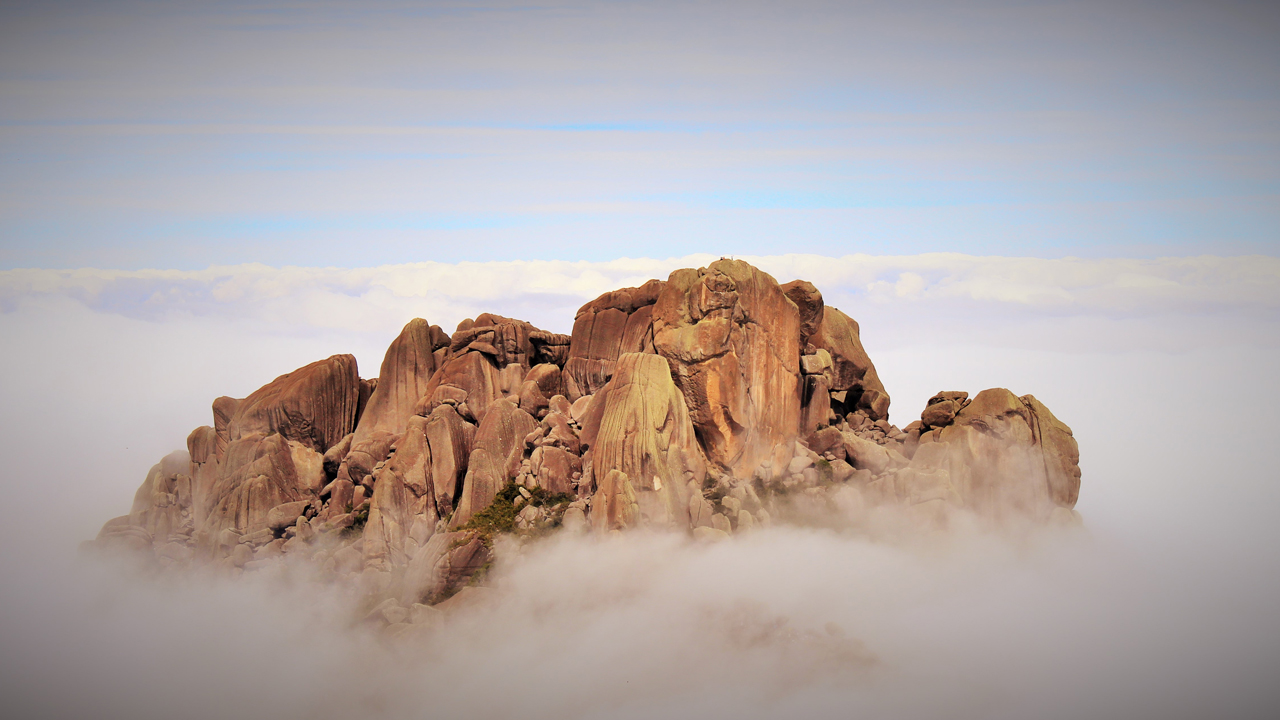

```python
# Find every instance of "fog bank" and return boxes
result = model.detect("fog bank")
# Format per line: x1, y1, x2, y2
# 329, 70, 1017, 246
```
1, 255, 1278, 718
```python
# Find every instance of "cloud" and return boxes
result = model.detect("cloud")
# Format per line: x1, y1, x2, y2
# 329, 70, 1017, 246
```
2, 254, 1276, 350
2, 251, 1279, 719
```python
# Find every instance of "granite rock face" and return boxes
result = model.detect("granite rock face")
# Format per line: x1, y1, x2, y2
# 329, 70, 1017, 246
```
585, 353, 706, 530
91, 259, 1082, 612
564, 279, 664, 400
651, 260, 803, 477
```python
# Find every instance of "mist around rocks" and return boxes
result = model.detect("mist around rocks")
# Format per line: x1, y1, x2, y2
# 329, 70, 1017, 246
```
2, 257, 1278, 719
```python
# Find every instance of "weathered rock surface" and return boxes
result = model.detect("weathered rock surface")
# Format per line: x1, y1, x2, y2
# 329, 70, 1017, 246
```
92, 258, 1082, 615
226, 354, 362, 454
906, 388, 1082, 519
564, 279, 664, 400
344, 319, 447, 464
584, 353, 706, 530
652, 260, 802, 477
452, 399, 539, 526
810, 307, 890, 421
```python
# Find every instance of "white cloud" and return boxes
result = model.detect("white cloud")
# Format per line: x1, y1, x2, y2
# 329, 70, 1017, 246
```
2, 254, 1276, 343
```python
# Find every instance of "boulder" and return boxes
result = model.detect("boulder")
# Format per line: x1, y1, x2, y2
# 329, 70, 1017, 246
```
651, 260, 802, 477
930, 389, 1081, 519
322, 433, 354, 479
920, 391, 969, 428
266, 500, 310, 531
525, 363, 564, 400
418, 350, 502, 425
336, 430, 397, 489
841, 431, 891, 475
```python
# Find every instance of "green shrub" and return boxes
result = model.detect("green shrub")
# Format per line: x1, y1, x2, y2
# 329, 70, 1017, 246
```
461, 482, 574, 546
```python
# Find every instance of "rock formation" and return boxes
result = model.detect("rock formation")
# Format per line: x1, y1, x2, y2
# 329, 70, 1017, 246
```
89, 259, 1083, 617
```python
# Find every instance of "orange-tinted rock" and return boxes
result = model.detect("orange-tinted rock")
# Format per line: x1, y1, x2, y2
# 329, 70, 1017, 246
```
337, 430, 397, 489
801, 373, 832, 436
525, 363, 563, 399
226, 355, 361, 454
322, 432, 353, 479
531, 445, 580, 495
591, 469, 638, 532
422, 404, 475, 516
781, 279, 824, 343
364, 415, 438, 570
452, 399, 538, 526
211, 396, 239, 460
587, 353, 706, 529
651, 260, 802, 477
112, 450, 192, 552
353, 319, 446, 444
204, 433, 326, 538
186, 426, 219, 528
1020, 394, 1081, 508
565, 279, 664, 399
529, 330, 572, 367
419, 350, 502, 424
810, 307, 890, 421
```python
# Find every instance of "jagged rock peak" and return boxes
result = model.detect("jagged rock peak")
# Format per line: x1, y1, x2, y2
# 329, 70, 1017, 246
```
88, 258, 1082, 616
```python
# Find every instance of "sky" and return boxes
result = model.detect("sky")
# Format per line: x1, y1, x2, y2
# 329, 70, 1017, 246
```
1, 0, 1278, 268
2, 2, 1280, 718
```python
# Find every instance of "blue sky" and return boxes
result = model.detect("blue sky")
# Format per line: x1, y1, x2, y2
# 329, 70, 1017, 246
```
1, 0, 1277, 269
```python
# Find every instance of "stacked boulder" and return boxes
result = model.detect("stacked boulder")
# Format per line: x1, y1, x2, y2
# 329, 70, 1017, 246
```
90, 259, 1082, 611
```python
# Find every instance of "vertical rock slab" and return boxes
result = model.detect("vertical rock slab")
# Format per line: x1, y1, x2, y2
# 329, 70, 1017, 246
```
226, 354, 361, 454
781, 280, 824, 344
587, 353, 706, 529
364, 415, 438, 571
810, 307, 890, 421
352, 318, 447, 444
340, 319, 447, 489
186, 426, 219, 528
452, 399, 538, 526
204, 433, 326, 538
121, 450, 193, 549
591, 469, 638, 532
1020, 394, 1082, 508
651, 260, 802, 477
564, 279, 665, 400
211, 396, 239, 461
423, 404, 476, 516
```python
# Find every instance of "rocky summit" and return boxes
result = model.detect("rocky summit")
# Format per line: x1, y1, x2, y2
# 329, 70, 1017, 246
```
89, 259, 1081, 612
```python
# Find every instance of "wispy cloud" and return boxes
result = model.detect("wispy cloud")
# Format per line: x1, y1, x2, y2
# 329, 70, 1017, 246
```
3, 254, 1276, 346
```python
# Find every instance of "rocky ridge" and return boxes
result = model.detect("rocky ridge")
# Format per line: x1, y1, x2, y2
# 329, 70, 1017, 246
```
90, 259, 1081, 625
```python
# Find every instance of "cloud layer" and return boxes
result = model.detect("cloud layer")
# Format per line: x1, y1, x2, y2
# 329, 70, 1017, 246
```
5, 252, 1277, 330
1, 251, 1278, 719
